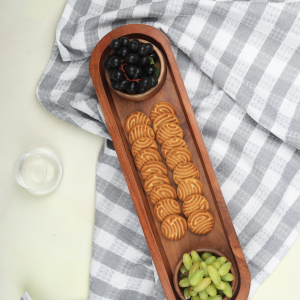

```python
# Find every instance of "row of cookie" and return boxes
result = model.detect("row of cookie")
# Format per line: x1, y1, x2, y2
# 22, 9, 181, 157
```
125, 108, 184, 238
151, 102, 215, 237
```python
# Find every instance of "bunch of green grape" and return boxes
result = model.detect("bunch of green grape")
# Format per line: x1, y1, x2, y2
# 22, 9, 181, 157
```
178, 251, 234, 300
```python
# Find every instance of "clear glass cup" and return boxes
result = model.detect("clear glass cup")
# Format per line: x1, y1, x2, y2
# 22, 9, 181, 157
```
13, 149, 63, 194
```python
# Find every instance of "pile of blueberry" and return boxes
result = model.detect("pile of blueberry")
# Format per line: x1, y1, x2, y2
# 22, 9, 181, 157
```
103, 37, 160, 95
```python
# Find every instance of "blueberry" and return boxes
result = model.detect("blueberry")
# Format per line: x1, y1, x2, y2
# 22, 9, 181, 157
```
112, 69, 124, 81
144, 43, 153, 54
140, 56, 150, 66
120, 37, 130, 47
128, 40, 138, 52
106, 54, 114, 60
148, 75, 158, 88
139, 77, 151, 89
110, 39, 121, 51
124, 65, 137, 77
137, 45, 147, 57
143, 65, 155, 76
109, 56, 121, 68
126, 82, 138, 94
137, 84, 148, 93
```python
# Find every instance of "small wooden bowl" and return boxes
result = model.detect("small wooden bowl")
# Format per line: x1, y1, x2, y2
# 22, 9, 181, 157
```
173, 248, 238, 300
105, 39, 166, 101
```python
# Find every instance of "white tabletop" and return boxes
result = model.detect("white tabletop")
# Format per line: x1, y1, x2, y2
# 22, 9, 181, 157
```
0, 1, 299, 299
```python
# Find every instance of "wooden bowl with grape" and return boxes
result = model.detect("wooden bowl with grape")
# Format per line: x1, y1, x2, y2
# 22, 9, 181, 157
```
105, 39, 166, 102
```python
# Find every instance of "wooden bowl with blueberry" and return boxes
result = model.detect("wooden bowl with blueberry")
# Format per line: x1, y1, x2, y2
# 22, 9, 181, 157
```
103, 37, 166, 101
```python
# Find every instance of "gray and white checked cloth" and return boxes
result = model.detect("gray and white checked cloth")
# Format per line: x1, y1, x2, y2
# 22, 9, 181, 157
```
24, 1, 300, 299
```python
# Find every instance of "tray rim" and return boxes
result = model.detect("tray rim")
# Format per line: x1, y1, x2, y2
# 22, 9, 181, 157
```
89, 24, 251, 300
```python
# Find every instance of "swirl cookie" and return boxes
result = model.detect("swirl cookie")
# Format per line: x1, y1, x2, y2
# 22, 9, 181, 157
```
141, 161, 168, 181
135, 148, 162, 171
125, 111, 152, 133
166, 148, 193, 171
153, 113, 180, 133
144, 173, 171, 195
182, 195, 209, 217
161, 137, 188, 159
150, 102, 177, 122
129, 125, 155, 145
177, 178, 204, 201
173, 162, 200, 185
161, 215, 187, 240
131, 137, 158, 158
150, 184, 177, 205
154, 199, 181, 222
188, 209, 214, 235
156, 123, 183, 145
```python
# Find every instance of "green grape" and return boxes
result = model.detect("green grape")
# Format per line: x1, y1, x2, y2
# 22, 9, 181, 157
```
179, 278, 190, 288
207, 265, 221, 285
221, 273, 234, 282
191, 250, 204, 263
180, 273, 188, 279
192, 296, 200, 300
213, 281, 226, 290
200, 262, 209, 277
189, 262, 200, 280
180, 263, 189, 275
190, 290, 197, 297
207, 296, 222, 300
216, 257, 226, 266
206, 283, 217, 296
183, 253, 193, 271
205, 256, 216, 265
218, 289, 224, 296
194, 277, 211, 293
202, 252, 212, 260
184, 287, 191, 299
218, 262, 232, 277
212, 262, 220, 270
190, 268, 205, 286
223, 281, 233, 298
199, 289, 209, 300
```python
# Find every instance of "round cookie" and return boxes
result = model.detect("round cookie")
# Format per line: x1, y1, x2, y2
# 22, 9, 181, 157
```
156, 123, 183, 145
188, 209, 214, 235
173, 162, 200, 185
150, 102, 177, 122
135, 148, 162, 171
153, 113, 180, 133
131, 137, 158, 158
161, 215, 187, 240
161, 137, 188, 159
129, 125, 155, 145
125, 111, 152, 134
141, 161, 168, 181
150, 184, 177, 205
154, 199, 181, 222
182, 195, 209, 217
177, 178, 204, 201
144, 173, 170, 195
166, 147, 193, 171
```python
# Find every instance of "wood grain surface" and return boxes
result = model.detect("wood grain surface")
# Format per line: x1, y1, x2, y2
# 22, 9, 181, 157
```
89, 24, 250, 300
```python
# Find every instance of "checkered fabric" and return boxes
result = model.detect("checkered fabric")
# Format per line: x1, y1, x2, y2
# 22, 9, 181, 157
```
24, 1, 300, 299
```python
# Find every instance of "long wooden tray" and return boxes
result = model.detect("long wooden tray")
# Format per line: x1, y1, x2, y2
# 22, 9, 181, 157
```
89, 24, 250, 300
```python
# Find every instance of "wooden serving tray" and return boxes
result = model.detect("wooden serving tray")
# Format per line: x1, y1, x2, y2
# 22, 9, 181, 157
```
89, 24, 250, 300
